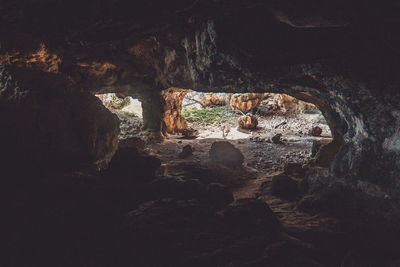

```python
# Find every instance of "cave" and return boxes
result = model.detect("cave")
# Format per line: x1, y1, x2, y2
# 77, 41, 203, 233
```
2, 1, 400, 266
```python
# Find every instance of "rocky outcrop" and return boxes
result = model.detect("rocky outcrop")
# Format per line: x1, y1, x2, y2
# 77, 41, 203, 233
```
140, 90, 165, 138
1, 2, 400, 263
96, 93, 131, 110
161, 88, 189, 134
200, 92, 231, 107
278, 94, 319, 115
230, 93, 269, 113
238, 114, 258, 130
0, 65, 119, 169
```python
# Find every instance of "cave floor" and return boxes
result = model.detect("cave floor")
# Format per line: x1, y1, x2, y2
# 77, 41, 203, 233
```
141, 115, 339, 239
109, 111, 352, 264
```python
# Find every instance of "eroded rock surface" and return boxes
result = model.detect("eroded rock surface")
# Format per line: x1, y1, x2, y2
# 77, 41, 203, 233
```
161, 88, 189, 134
238, 114, 258, 130
1, 1, 400, 266
230, 93, 268, 113
0, 65, 119, 168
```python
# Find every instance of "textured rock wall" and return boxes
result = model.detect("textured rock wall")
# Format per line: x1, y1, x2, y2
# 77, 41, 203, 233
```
230, 93, 269, 113
0, 65, 119, 169
0, 0, 399, 203
161, 88, 189, 134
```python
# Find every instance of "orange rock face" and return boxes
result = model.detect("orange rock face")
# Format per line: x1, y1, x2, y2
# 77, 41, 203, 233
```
162, 88, 190, 134
201, 93, 231, 107
230, 93, 268, 113
238, 114, 258, 130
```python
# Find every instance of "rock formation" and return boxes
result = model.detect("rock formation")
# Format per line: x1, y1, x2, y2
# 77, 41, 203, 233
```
0, 65, 119, 169
201, 92, 231, 107
230, 93, 269, 113
1, 1, 400, 265
238, 114, 258, 130
209, 141, 244, 167
161, 88, 189, 134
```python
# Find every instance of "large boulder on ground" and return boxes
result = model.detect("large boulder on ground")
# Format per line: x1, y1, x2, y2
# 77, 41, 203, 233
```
0, 65, 119, 169
309, 126, 323, 137
272, 133, 283, 144
209, 141, 244, 167
181, 128, 199, 138
238, 114, 258, 130
230, 93, 269, 113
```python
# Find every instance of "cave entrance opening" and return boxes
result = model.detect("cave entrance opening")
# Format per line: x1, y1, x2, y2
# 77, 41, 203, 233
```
96, 90, 336, 180
95, 93, 143, 139
151, 91, 333, 178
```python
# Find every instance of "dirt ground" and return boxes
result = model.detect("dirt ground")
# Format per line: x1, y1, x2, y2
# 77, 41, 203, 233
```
110, 106, 341, 241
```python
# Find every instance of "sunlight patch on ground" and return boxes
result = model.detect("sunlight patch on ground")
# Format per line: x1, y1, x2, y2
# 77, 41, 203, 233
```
197, 127, 251, 140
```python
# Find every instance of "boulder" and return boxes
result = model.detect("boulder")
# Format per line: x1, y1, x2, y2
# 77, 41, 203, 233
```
309, 126, 322, 137
272, 133, 283, 144
238, 114, 258, 130
209, 141, 244, 167
181, 128, 199, 138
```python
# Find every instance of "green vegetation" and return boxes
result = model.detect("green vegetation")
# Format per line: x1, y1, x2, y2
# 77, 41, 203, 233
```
182, 106, 234, 126
109, 94, 131, 110
122, 110, 137, 117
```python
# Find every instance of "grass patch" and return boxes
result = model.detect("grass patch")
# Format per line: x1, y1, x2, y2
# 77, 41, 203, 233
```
122, 111, 137, 117
182, 106, 233, 126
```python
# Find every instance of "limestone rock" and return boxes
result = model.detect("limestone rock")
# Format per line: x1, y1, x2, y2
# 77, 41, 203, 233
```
96, 93, 131, 110
200, 93, 231, 107
309, 126, 322, 137
161, 88, 189, 134
238, 114, 258, 130
272, 133, 283, 144
209, 141, 244, 167
181, 128, 199, 138
230, 93, 269, 113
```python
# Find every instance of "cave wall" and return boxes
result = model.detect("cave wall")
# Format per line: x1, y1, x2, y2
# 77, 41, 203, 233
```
0, 1, 399, 186
0, 65, 120, 169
